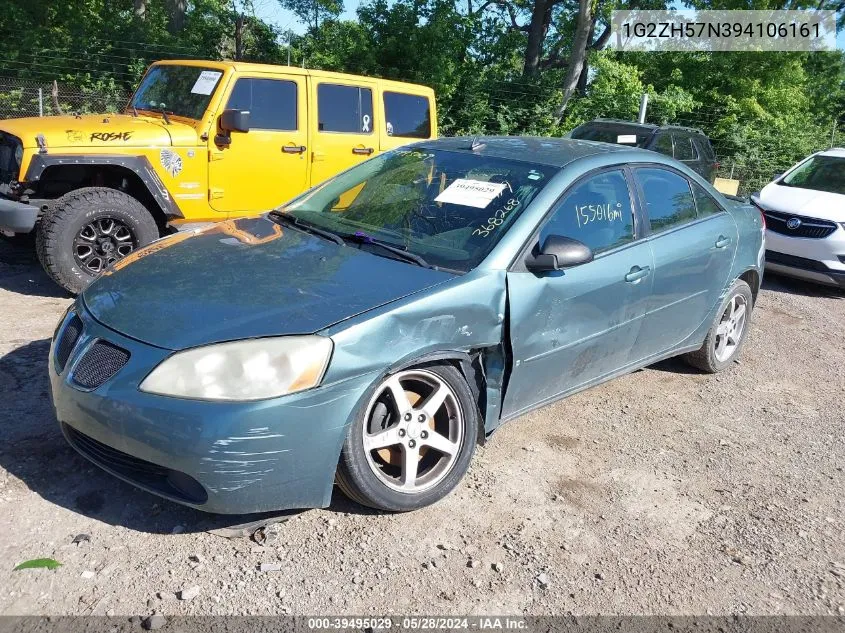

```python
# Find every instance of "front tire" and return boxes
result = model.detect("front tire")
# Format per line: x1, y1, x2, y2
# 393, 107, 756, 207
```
683, 279, 753, 373
35, 187, 159, 294
336, 364, 478, 512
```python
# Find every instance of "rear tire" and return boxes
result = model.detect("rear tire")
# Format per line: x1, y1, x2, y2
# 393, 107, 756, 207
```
336, 364, 478, 512
35, 187, 159, 294
683, 279, 753, 373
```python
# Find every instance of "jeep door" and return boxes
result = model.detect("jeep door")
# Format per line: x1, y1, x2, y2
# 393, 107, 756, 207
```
208, 72, 309, 214
310, 78, 380, 185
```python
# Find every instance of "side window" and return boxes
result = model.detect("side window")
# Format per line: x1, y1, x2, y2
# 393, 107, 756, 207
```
540, 170, 635, 255
226, 78, 297, 131
635, 167, 696, 232
383, 92, 431, 138
673, 136, 696, 161
651, 133, 673, 157
691, 181, 723, 217
317, 84, 374, 134
696, 138, 715, 160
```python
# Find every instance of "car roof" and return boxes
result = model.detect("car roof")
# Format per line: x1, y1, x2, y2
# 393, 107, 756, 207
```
819, 147, 845, 158
416, 136, 633, 168
577, 119, 707, 137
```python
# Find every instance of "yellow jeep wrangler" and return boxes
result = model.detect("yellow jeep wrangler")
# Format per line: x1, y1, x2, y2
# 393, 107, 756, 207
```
0, 60, 437, 293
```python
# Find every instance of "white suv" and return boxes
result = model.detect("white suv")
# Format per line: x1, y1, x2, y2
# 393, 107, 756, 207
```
753, 148, 845, 288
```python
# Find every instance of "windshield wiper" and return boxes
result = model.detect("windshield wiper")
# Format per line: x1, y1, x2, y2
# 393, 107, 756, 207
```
268, 211, 343, 245
341, 231, 433, 269
156, 106, 171, 125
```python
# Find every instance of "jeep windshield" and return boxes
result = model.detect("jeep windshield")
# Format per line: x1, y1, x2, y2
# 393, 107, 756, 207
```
129, 65, 223, 121
779, 155, 845, 196
277, 148, 555, 273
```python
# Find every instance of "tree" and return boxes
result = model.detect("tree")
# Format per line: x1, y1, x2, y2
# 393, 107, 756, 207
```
279, 0, 344, 31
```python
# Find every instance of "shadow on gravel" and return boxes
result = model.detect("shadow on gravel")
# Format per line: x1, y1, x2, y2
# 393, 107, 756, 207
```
0, 238, 70, 298
763, 271, 845, 300
0, 339, 378, 539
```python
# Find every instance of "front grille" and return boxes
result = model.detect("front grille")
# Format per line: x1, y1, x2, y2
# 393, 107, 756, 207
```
0, 132, 21, 184
766, 249, 830, 272
72, 340, 130, 389
55, 315, 83, 372
63, 424, 208, 504
764, 210, 837, 239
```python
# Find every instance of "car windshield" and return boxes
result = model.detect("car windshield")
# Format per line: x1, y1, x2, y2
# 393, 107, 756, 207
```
279, 148, 556, 272
129, 65, 223, 120
570, 123, 651, 147
780, 155, 845, 196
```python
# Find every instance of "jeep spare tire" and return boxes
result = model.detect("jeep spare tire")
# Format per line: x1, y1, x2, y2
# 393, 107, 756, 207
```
35, 187, 159, 294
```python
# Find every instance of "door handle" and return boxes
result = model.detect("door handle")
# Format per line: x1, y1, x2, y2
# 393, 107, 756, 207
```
352, 147, 375, 156
715, 235, 732, 249
282, 145, 306, 154
624, 265, 651, 283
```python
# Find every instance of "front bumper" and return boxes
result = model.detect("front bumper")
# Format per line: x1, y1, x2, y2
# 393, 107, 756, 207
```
0, 195, 38, 234
49, 301, 379, 514
764, 227, 845, 289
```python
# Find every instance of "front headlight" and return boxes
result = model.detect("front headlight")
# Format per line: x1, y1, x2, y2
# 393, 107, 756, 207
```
139, 336, 333, 401
13, 143, 23, 167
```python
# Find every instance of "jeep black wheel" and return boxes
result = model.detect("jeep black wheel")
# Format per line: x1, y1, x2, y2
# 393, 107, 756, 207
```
35, 187, 159, 294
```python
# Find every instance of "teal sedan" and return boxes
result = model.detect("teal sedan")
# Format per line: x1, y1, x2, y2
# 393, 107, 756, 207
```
49, 137, 765, 513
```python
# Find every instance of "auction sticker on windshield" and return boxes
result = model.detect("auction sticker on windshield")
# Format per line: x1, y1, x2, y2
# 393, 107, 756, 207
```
191, 71, 222, 95
435, 179, 508, 208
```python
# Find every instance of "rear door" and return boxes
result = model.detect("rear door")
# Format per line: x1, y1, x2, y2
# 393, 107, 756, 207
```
208, 73, 308, 213
310, 78, 379, 185
502, 168, 654, 418
379, 89, 435, 151
633, 166, 738, 359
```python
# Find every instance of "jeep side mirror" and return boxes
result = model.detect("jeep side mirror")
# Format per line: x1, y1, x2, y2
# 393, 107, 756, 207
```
219, 109, 250, 134
525, 235, 593, 273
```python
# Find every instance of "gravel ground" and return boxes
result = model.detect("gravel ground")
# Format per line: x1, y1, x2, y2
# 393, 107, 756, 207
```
0, 237, 843, 618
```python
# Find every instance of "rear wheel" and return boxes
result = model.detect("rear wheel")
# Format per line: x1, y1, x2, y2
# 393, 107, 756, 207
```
336, 364, 478, 512
683, 279, 753, 373
35, 187, 159, 294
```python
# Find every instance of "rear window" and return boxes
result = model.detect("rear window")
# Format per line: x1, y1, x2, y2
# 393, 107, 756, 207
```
673, 136, 697, 161
384, 92, 431, 138
317, 84, 374, 134
780, 155, 845, 196
569, 123, 651, 147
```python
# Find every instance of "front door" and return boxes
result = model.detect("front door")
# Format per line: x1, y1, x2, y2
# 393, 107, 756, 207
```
310, 79, 379, 185
632, 167, 739, 358
208, 74, 308, 214
502, 168, 654, 419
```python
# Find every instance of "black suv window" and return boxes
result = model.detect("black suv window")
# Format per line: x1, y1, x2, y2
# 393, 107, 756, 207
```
673, 136, 697, 161
694, 137, 715, 160
540, 170, 635, 254
317, 84, 374, 134
384, 92, 431, 138
635, 168, 696, 232
691, 182, 722, 216
226, 78, 297, 131
651, 133, 673, 156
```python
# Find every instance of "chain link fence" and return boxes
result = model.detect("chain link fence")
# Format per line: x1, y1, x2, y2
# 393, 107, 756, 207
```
0, 77, 131, 120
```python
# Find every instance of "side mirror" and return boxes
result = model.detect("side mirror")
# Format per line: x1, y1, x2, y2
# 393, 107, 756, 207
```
219, 109, 250, 133
525, 235, 593, 273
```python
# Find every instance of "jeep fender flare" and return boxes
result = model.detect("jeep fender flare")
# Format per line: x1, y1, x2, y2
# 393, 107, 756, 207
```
24, 154, 184, 220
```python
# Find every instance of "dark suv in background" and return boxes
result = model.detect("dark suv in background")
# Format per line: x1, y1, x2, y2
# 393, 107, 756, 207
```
568, 119, 719, 181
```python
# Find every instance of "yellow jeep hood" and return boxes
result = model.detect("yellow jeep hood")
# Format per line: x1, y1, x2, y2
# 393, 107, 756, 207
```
0, 114, 198, 149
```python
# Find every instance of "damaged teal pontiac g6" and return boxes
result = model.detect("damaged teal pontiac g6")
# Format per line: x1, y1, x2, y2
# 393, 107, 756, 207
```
49, 136, 765, 513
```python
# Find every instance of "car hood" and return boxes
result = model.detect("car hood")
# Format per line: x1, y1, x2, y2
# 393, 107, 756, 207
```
759, 183, 845, 222
1, 113, 197, 149
83, 217, 457, 350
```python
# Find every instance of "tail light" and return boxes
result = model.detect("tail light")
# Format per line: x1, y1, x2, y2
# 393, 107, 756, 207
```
749, 196, 766, 229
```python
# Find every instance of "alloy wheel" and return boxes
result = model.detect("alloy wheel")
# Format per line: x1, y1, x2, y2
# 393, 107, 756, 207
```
73, 217, 137, 274
714, 293, 748, 362
362, 369, 464, 494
